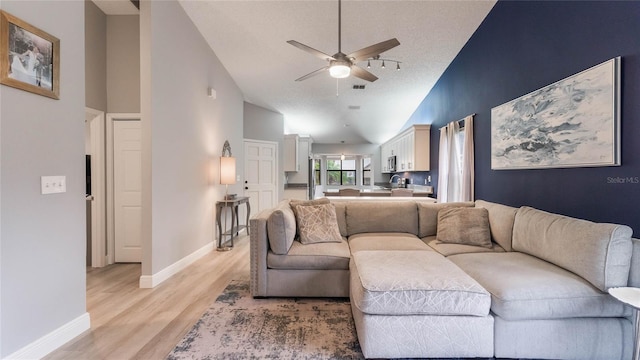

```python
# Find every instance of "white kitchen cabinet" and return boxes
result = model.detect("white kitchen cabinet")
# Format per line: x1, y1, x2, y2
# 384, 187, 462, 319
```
380, 124, 430, 172
287, 136, 313, 183
284, 134, 299, 172
380, 143, 389, 173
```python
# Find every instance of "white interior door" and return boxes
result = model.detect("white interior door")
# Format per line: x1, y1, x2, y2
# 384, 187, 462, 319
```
244, 140, 277, 214
114, 120, 142, 262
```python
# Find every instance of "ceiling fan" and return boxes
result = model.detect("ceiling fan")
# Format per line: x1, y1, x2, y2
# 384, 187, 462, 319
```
287, 0, 400, 82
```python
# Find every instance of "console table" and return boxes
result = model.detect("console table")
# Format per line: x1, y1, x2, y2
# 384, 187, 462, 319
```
215, 196, 250, 251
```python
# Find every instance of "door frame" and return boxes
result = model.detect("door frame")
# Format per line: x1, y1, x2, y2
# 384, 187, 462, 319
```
106, 113, 141, 264
85, 107, 107, 267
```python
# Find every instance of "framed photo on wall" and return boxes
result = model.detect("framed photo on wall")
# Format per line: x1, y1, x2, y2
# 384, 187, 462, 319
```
491, 57, 621, 170
0, 10, 60, 99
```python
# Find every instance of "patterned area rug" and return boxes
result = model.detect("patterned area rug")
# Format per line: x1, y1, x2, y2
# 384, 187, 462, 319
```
166, 280, 362, 359
167, 280, 496, 360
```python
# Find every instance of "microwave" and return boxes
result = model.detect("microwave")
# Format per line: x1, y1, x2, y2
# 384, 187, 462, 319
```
388, 156, 397, 172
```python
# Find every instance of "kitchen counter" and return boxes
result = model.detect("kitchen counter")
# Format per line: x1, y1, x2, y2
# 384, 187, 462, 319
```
325, 196, 436, 202
323, 187, 433, 197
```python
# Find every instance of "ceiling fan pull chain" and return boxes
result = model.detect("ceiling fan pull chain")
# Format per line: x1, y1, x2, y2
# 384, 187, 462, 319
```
336, 78, 340, 97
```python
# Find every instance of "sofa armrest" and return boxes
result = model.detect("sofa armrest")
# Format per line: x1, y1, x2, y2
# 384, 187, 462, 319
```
629, 238, 640, 288
250, 208, 274, 297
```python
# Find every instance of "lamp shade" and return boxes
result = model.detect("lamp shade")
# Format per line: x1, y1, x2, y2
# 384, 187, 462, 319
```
220, 156, 236, 185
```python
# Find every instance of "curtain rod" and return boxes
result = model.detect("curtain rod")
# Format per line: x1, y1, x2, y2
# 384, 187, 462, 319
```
439, 113, 476, 130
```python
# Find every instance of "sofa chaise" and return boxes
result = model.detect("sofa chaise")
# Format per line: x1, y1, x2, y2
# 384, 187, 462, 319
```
249, 199, 638, 359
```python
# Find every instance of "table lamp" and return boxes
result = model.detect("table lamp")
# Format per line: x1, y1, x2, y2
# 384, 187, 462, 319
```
220, 140, 236, 200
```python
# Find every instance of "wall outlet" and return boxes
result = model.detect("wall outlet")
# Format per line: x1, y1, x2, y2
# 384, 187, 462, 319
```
41, 176, 66, 194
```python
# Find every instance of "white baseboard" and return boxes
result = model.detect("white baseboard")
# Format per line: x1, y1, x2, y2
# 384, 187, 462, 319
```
4, 312, 90, 360
139, 241, 214, 288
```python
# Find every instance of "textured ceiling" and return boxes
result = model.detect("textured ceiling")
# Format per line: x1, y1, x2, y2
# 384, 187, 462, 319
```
94, 0, 496, 144
179, 1, 495, 144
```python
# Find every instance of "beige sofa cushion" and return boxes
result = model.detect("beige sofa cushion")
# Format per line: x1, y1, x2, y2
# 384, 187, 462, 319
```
267, 238, 350, 270
349, 233, 432, 253
436, 207, 492, 248
449, 252, 629, 320
424, 236, 505, 256
513, 206, 633, 291
475, 200, 518, 251
332, 201, 348, 237
417, 202, 475, 238
346, 201, 419, 236
350, 250, 490, 316
266, 200, 296, 255
295, 203, 343, 245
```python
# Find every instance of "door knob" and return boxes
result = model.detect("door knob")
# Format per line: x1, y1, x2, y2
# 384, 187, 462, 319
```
245, 187, 248, 190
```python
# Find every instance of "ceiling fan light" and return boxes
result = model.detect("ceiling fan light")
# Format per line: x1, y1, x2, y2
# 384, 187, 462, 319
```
330, 64, 351, 78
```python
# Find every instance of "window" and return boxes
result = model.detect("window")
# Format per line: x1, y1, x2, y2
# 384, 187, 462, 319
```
327, 159, 356, 186
313, 159, 321, 185
362, 158, 372, 185
438, 116, 475, 202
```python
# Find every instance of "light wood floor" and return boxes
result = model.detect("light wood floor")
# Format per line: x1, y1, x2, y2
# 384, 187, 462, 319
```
45, 235, 250, 360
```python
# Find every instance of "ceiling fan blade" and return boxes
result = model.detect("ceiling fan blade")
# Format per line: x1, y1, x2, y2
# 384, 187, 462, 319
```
351, 66, 378, 82
287, 40, 336, 61
347, 38, 401, 62
295, 66, 330, 81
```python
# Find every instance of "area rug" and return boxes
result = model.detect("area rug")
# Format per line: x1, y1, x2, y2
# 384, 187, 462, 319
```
166, 280, 362, 359
166, 280, 496, 360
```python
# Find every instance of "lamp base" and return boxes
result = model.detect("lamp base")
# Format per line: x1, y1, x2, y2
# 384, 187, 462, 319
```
216, 246, 233, 252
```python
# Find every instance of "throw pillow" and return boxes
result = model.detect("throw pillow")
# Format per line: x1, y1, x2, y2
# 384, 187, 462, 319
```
266, 202, 297, 254
436, 207, 492, 248
295, 203, 343, 245
290, 198, 331, 234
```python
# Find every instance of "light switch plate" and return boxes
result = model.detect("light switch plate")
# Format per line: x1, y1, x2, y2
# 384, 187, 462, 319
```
41, 176, 66, 194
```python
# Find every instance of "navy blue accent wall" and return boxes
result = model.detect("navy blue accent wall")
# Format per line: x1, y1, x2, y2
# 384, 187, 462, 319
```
405, 1, 640, 233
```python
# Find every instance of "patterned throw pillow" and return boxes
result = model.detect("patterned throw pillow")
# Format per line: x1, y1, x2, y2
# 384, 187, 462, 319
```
289, 198, 331, 235
295, 203, 343, 245
436, 207, 492, 248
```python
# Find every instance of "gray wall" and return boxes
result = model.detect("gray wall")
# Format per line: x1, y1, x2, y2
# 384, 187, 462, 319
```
106, 15, 140, 113
0, 0, 87, 356
243, 102, 284, 200
85, 0, 107, 111
141, 0, 244, 275
85, 3, 139, 113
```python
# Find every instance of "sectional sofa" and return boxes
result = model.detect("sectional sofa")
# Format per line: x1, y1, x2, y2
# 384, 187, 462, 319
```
249, 199, 638, 359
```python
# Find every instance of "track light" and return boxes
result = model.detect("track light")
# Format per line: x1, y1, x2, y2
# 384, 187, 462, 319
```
381, 60, 386, 69
367, 60, 371, 69
396, 62, 400, 71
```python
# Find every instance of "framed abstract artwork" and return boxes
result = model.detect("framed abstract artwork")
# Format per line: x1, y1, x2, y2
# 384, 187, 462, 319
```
0, 10, 60, 99
491, 57, 620, 170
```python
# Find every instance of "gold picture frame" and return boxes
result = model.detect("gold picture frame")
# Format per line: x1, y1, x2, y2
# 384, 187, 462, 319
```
0, 10, 60, 99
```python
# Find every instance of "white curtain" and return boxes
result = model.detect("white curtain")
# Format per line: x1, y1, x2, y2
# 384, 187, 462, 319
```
437, 115, 474, 202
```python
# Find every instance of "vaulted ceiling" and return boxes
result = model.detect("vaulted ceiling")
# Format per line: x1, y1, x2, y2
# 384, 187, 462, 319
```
94, 0, 496, 144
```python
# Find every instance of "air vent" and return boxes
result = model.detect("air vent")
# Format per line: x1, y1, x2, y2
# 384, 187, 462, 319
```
348, 105, 361, 110
352, 85, 366, 90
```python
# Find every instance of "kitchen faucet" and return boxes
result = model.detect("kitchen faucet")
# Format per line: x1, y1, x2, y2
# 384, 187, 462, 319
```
389, 174, 401, 183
